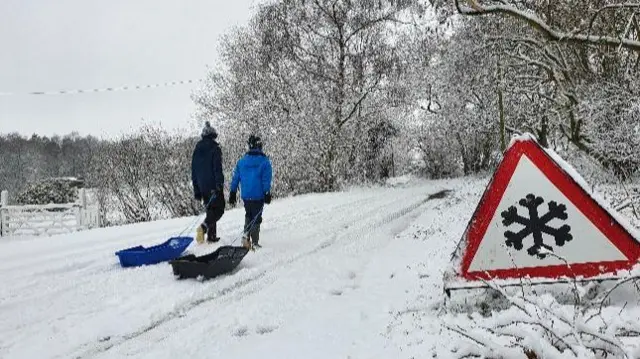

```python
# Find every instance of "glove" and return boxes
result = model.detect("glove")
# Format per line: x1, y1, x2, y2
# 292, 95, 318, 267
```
264, 192, 272, 204
229, 191, 237, 206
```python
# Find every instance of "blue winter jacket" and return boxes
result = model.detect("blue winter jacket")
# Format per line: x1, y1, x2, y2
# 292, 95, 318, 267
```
191, 136, 224, 198
230, 149, 272, 201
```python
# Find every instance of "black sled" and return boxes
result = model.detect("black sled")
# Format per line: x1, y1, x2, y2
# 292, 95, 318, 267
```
169, 245, 250, 280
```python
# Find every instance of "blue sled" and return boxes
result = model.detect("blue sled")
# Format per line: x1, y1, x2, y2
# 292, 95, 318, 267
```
115, 236, 193, 268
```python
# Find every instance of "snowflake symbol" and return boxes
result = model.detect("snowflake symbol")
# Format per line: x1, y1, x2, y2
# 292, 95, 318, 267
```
500, 193, 573, 259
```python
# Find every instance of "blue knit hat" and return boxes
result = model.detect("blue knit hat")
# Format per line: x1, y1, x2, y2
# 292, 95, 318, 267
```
201, 121, 217, 138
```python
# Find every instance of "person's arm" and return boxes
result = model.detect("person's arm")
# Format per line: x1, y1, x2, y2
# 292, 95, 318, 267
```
230, 160, 241, 193
191, 149, 200, 199
212, 146, 224, 191
262, 157, 272, 195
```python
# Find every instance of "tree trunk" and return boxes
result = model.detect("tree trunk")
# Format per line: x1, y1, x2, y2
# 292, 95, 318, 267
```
497, 61, 506, 151
537, 115, 549, 148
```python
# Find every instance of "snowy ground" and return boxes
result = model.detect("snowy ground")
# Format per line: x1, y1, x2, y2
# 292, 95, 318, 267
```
1, 176, 639, 359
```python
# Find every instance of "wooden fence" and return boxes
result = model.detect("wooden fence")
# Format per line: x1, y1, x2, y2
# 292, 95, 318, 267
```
0, 189, 100, 237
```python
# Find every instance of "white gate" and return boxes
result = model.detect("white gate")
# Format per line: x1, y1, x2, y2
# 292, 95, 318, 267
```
0, 189, 100, 237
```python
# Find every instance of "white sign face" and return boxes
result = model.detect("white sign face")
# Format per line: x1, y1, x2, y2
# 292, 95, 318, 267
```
468, 154, 627, 272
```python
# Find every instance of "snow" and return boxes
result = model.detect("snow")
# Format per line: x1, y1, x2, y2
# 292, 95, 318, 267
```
1, 176, 639, 358
384, 174, 415, 187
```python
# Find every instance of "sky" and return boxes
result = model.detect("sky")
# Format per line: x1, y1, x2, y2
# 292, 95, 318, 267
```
0, 0, 258, 138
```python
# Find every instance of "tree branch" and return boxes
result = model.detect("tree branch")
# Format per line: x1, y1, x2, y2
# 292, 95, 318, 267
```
344, 11, 398, 44
455, 0, 640, 52
337, 74, 382, 128
587, 3, 640, 37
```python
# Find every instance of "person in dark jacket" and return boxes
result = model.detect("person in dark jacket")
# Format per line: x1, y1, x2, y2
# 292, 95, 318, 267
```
192, 121, 226, 243
228, 135, 272, 249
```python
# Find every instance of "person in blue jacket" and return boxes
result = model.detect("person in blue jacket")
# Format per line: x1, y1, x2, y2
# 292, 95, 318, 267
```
228, 135, 273, 249
191, 121, 226, 243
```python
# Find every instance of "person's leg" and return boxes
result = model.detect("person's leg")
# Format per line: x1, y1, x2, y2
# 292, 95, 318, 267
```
206, 191, 225, 242
247, 201, 264, 246
241, 200, 252, 248
196, 193, 211, 243
250, 223, 260, 246
213, 190, 225, 221
205, 209, 218, 242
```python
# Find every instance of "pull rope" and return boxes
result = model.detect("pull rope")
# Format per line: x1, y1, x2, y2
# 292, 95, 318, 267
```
228, 207, 264, 246
173, 194, 265, 248
175, 195, 216, 237
176, 214, 204, 238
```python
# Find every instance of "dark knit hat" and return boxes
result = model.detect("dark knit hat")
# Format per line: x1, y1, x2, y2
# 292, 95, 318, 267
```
201, 121, 217, 138
247, 135, 263, 150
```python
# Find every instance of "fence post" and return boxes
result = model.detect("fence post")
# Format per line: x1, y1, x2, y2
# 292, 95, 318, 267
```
1, 190, 7, 207
0, 190, 7, 237
79, 188, 87, 208
78, 189, 87, 229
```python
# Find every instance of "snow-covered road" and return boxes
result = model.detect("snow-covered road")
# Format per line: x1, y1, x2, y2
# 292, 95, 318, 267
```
0, 177, 485, 358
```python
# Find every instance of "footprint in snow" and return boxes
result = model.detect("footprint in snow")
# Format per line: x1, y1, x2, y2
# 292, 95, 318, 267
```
233, 326, 249, 337
256, 325, 277, 335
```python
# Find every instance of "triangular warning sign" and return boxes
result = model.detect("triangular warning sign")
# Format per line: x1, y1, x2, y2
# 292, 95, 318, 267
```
449, 135, 640, 282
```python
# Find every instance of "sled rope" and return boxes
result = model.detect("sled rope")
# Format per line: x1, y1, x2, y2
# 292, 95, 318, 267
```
227, 207, 264, 246
177, 214, 204, 237
175, 195, 216, 237
173, 194, 264, 246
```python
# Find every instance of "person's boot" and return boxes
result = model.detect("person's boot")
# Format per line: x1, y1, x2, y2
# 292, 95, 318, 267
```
241, 234, 251, 250
250, 224, 261, 249
241, 216, 252, 249
196, 223, 206, 244
207, 233, 220, 243
206, 222, 220, 243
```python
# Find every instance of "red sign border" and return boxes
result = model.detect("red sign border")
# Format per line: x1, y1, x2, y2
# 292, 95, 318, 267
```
460, 139, 640, 280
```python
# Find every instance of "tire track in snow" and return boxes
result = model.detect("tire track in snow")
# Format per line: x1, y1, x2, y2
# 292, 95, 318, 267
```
70, 189, 452, 359
3, 194, 375, 308
1, 193, 373, 273
106, 188, 457, 358
1, 195, 376, 307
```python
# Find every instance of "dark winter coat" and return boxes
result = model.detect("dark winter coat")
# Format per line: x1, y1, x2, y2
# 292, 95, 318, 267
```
230, 149, 272, 201
191, 136, 224, 199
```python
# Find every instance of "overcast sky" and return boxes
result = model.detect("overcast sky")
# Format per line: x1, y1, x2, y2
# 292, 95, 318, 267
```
0, 0, 258, 138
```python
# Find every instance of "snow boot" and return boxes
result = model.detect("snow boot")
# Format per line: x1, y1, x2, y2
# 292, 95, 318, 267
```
206, 223, 220, 243
196, 224, 206, 244
250, 224, 260, 249
241, 234, 252, 250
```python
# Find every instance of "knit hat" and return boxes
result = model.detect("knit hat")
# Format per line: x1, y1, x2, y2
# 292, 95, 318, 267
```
247, 135, 263, 150
201, 121, 217, 138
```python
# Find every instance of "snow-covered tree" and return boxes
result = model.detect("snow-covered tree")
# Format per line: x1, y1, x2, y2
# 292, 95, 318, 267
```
14, 178, 80, 205
429, 0, 640, 178
88, 124, 202, 225
193, 0, 422, 193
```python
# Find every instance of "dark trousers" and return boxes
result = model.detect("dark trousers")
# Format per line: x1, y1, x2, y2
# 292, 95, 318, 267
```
243, 200, 264, 244
202, 190, 225, 240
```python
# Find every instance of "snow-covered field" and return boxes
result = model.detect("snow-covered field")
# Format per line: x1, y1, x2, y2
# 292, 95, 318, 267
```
1, 176, 639, 359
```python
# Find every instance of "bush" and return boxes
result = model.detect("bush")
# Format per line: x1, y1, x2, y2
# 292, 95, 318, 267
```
14, 178, 82, 205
